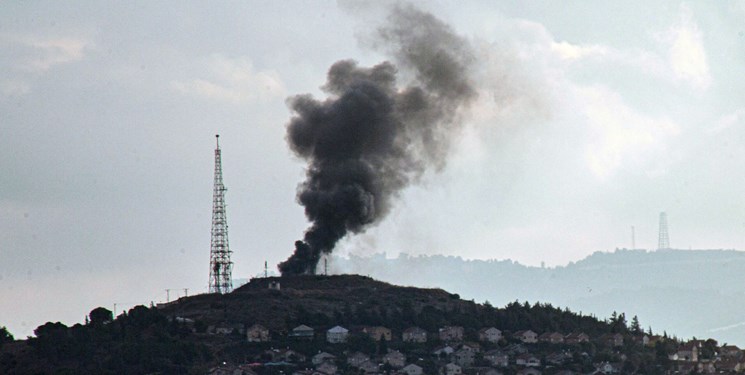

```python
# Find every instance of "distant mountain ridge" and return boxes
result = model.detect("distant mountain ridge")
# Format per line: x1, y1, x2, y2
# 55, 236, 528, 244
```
331, 249, 745, 346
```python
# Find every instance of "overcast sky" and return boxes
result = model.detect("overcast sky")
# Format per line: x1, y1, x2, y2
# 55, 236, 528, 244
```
2, 1, 745, 338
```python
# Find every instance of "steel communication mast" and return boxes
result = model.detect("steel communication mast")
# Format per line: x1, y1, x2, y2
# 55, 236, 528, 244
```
657, 212, 670, 250
208, 134, 233, 294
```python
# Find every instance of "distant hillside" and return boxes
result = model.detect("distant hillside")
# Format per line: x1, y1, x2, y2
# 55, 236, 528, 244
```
331, 249, 745, 346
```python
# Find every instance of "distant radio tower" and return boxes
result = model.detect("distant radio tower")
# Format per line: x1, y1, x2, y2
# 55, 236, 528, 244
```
208, 134, 233, 294
657, 212, 670, 250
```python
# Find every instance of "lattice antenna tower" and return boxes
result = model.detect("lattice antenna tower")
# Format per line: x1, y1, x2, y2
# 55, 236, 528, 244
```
657, 212, 670, 250
208, 134, 233, 294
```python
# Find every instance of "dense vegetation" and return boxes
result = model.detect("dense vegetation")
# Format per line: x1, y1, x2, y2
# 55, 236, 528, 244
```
0, 306, 213, 374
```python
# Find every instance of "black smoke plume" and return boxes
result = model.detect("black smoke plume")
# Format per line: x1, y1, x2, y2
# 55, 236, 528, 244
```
279, 6, 476, 275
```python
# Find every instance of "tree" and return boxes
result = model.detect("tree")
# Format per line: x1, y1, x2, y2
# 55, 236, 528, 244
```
630, 315, 642, 334
89, 307, 113, 326
0, 326, 13, 346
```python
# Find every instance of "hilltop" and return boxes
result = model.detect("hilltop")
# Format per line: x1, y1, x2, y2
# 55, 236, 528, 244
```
0, 274, 687, 375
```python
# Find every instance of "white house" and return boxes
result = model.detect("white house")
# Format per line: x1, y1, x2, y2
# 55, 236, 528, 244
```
347, 352, 370, 368
326, 326, 349, 343
441, 363, 462, 375
402, 364, 423, 375
403, 327, 428, 343
513, 330, 538, 344
478, 327, 503, 343
289, 324, 315, 339
383, 350, 406, 368
484, 350, 509, 367
312, 352, 336, 365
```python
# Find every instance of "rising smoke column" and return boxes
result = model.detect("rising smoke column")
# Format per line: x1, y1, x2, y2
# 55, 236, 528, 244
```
279, 5, 476, 275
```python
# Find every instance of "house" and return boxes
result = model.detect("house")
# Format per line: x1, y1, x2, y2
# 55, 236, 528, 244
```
383, 350, 406, 368
538, 332, 564, 344
246, 324, 270, 342
697, 360, 716, 374
646, 335, 663, 347
516, 369, 541, 375
505, 343, 528, 355
716, 358, 745, 372
401, 364, 423, 375
545, 351, 571, 365
326, 326, 349, 343
208, 364, 259, 375
673, 342, 699, 362
478, 327, 502, 343
595, 361, 621, 374
439, 326, 464, 342
564, 332, 589, 344
441, 363, 462, 375
403, 327, 427, 343
600, 333, 623, 347
633, 334, 649, 346
513, 330, 538, 344
363, 326, 392, 341
516, 353, 541, 367
433, 345, 455, 357
312, 352, 336, 365
452, 348, 475, 367
316, 361, 337, 375
264, 349, 306, 363
472, 368, 502, 375
347, 352, 371, 367
358, 360, 380, 373
210, 322, 244, 335
484, 350, 509, 367
720, 345, 742, 358
289, 324, 315, 339
460, 343, 480, 353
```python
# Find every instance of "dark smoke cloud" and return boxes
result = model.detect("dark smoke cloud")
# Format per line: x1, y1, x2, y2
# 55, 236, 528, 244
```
279, 5, 476, 275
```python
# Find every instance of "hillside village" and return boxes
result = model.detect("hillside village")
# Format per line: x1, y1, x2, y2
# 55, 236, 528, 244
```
206, 312, 745, 375
181, 276, 745, 375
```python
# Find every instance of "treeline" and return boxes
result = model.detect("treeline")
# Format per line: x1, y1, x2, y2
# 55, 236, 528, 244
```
0, 306, 212, 375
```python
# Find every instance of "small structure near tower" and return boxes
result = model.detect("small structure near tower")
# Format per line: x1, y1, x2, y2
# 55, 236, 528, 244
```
208, 134, 233, 294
